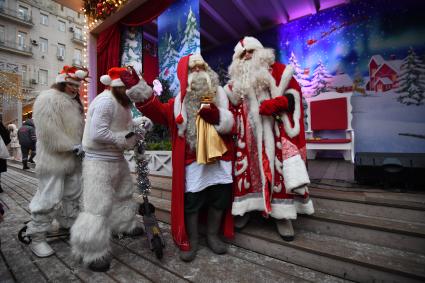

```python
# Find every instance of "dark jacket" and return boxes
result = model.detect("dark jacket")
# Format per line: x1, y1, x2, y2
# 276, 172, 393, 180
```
18, 119, 36, 149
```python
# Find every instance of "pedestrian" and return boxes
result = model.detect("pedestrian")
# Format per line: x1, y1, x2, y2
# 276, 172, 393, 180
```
7, 124, 21, 161
0, 120, 11, 193
25, 65, 87, 258
17, 119, 36, 170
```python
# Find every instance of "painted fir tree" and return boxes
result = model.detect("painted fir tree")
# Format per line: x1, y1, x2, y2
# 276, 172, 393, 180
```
289, 52, 310, 89
305, 60, 333, 96
179, 6, 200, 57
396, 48, 425, 106
160, 34, 180, 95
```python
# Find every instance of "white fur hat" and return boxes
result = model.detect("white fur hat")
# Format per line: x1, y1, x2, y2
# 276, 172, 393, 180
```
233, 36, 264, 60
188, 53, 207, 68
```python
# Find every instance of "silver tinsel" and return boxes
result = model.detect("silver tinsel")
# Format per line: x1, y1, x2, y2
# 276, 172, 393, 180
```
134, 123, 151, 196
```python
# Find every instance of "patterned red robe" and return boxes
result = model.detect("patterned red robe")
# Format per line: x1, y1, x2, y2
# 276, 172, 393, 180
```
224, 62, 314, 219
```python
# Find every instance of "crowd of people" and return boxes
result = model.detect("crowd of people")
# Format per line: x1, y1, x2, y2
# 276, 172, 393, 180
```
0, 37, 314, 272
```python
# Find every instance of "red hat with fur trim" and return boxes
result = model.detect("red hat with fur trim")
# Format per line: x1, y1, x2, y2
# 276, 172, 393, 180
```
175, 55, 191, 124
233, 36, 263, 61
56, 65, 88, 85
100, 67, 127, 87
175, 54, 209, 124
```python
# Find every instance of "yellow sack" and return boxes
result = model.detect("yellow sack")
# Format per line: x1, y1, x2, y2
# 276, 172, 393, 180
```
196, 115, 227, 164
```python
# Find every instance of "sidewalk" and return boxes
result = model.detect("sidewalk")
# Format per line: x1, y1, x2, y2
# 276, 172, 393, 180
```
0, 169, 345, 283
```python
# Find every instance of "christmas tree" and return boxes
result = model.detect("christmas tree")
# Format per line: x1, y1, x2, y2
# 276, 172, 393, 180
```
179, 6, 200, 57
159, 34, 180, 95
396, 48, 425, 106
305, 60, 333, 96
289, 52, 310, 89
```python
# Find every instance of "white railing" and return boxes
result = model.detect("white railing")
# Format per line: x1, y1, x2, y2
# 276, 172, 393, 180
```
125, 150, 172, 177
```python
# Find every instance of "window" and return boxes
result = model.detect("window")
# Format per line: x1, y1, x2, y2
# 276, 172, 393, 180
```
21, 65, 27, 81
40, 37, 48, 53
18, 5, 29, 21
74, 27, 82, 40
39, 69, 48, 85
17, 31, 26, 50
74, 48, 81, 65
40, 13, 48, 26
57, 43, 65, 57
58, 20, 66, 32
0, 25, 4, 43
0, 0, 5, 10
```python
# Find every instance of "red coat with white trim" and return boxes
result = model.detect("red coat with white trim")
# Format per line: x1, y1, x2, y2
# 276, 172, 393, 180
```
135, 86, 235, 251
225, 62, 314, 220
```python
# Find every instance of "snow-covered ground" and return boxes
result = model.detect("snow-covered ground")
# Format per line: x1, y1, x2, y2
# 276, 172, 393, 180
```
351, 90, 425, 153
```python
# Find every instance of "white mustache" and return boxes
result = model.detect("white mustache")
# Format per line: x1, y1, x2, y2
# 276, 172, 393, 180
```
187, 71, 211, 92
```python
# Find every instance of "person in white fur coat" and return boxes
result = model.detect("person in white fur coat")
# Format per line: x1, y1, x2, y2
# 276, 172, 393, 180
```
7, 124, 21, 161
70, 67, 151, 272
26, 66, 87, 258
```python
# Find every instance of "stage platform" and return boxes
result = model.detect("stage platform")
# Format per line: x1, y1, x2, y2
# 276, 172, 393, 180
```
1, 159, 425, 282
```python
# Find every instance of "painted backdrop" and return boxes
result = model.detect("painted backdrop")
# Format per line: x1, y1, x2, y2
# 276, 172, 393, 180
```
204, 0, 425, 154
158, 0, 200, 96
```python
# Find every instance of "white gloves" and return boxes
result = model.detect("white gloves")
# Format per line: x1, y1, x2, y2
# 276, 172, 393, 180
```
126, 79, 154, 103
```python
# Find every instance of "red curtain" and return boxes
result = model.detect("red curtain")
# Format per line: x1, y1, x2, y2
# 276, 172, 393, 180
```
97, 24, 121, 93
120, 0, 174, 26
96, 0, 173, 93
143, 40, 159, 85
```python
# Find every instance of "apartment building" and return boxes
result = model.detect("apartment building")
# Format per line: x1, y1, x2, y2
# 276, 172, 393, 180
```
0, 0, 85, 126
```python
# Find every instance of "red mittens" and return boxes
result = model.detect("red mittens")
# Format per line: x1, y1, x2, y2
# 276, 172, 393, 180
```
120, 66, 140, 89
259, 96, 289, 116
199, 104, 220, 125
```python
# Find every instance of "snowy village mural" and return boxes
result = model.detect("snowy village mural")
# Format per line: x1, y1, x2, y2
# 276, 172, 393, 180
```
120, 26, 143, 74
158, 0, 200, 96
276, 0, 425, 154
204, 0, 425, 154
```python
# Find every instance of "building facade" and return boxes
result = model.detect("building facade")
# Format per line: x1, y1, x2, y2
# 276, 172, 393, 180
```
0, 0, 85, 126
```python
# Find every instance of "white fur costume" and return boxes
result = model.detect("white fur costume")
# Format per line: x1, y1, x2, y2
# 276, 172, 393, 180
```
27, 88, 84, 235
71, 90, 142, 264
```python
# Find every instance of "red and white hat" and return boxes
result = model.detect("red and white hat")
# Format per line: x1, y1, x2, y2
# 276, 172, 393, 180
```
56, 65, 88, 85
233, 36, 263, 61
100, 67, 127, 87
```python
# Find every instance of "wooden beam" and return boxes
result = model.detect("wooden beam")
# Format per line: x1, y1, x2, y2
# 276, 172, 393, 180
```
269, 0, 289, 24
200, 0, 239, 38
232, 0, 261, 31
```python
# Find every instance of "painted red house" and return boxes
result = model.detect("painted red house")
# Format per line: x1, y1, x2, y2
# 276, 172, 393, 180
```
368, 55, 402, 92
375, 77, 393, 92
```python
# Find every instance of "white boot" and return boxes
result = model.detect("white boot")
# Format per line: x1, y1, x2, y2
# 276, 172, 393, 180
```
275, 219, 294, 241
30, 233, 55, 258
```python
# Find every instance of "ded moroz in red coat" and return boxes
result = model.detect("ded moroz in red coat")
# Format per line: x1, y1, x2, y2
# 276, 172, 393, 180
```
135, 55, 235, 251
224, 62, 314, 220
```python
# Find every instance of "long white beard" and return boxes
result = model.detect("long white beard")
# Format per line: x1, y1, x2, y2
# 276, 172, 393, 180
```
229, 48, 275, 100
184, 70, 218, 151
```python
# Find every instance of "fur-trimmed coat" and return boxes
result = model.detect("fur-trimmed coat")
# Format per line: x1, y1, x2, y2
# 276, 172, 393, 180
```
135, 85, 235, 251
225, 62, 313, 219
33, 88, 84, 175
